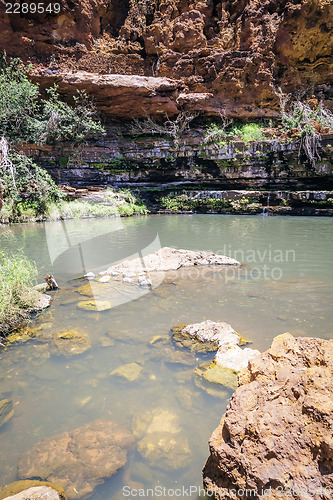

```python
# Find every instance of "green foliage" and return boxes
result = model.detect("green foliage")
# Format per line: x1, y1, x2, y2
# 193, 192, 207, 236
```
160, 194, 232, 212
0, 138, 63, 218
0, 251, 38, 335
236, 124, 265, 143
0, 54, 104, 145
203, 124, 228, 147
204, 121, 265, 147
277, 89, 333, 165
40, 85, 105, 145
47, 188, 148, 220
0, 56, 41, 144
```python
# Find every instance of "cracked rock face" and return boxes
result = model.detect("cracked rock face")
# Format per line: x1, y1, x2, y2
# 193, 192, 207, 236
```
18, 419, 134, 500
1, 1, 331, 119
203, 333, 333, 499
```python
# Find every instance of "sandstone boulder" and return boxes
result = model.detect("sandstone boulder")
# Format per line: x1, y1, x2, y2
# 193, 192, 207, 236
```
18, 419, 134, 499
172, 320, 241, 353
203, 333, 333, 499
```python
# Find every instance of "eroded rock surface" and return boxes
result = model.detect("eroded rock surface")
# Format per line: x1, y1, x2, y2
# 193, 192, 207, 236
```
172, 320, 241, 352
203, 333, 333, 499
106, 247, 239, 275
1, 1, 331, 119
18, 419, 134, 499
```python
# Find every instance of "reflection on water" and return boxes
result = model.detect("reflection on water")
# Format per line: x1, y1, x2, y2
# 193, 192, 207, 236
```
0, 215, 332, 499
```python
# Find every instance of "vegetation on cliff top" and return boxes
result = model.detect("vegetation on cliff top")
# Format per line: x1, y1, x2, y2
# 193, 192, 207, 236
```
0, 251, 38, 336
0, 54, 105, 145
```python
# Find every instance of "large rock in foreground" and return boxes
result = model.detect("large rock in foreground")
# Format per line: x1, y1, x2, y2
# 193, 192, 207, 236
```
203, 333, 333, 499
106, 247, 239, 274
18, 419, 134, 499
0, 480, 65, 499
1, 486, 63, 500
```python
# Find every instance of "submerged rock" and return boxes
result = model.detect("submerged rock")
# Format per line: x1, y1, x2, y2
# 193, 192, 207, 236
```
214, 345, 261, 372
76, 283, 95, 297
133, 408, 191, 471
194, 362, 238, 390
18, 419, 134, 500
77, 300, 112, 311
50, 329, 91, 357
203, 333, 333, 499
172, 320, 241, 352
137, 433, 191, 471
0, 398, 14, 428
111, 362, 142, 382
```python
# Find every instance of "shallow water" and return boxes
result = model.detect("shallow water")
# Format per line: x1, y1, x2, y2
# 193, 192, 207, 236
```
0, 215, 332, 499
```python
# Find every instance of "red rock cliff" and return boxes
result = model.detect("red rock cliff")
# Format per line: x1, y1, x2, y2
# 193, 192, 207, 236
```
0, 0, 332, 119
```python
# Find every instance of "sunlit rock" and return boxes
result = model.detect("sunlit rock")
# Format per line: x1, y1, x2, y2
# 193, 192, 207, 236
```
18, 419, 134, 500
84, 272, 95, 278
203, 333, 333, 498
172, 320, 241, 352
33, 293, 52, 311
98, 275, 111, 283
106, 247, 240, 276
214, 345, 261, 372
0, 480, 66, 500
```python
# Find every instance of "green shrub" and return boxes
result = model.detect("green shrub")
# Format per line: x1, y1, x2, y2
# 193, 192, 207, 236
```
0, 251, 38, 335
0, 54, 104, 145
277, 89, 333, 165
0, 138, 62, 218
41, 85, 105, 145
237, 124, 265, 143
204, 121, 265, 147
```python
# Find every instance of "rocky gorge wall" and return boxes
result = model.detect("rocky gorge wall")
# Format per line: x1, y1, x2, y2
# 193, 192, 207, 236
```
0, 0, 332, 120
22, 133, 333, 190
20, 131, 333, 215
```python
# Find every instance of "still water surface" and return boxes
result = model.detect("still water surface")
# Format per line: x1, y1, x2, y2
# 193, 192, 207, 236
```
0, 215, 332, 499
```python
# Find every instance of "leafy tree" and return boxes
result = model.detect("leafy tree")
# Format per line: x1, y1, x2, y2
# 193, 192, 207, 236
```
0, 53, 105, 145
